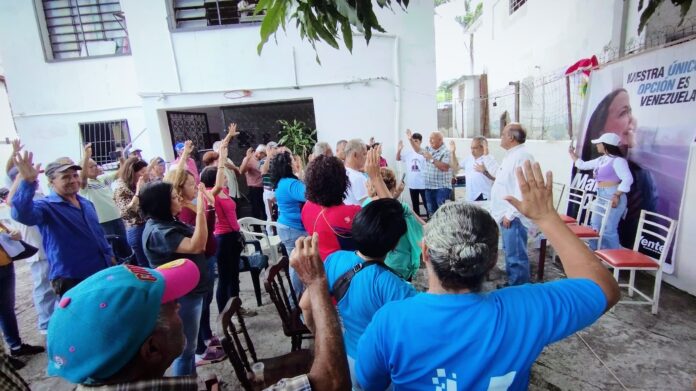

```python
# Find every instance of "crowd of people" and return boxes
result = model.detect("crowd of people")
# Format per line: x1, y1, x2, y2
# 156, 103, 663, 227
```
0, 122, 628, 390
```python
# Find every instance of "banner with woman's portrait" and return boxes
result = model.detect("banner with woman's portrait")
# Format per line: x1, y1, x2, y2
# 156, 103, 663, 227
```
572, 39, 696, 273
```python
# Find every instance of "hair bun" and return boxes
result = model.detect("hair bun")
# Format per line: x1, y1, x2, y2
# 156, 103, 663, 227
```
448, 242, 492, 276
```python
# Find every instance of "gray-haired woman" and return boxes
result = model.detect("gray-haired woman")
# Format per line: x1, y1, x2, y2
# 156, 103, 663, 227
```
355, 161, 621, 391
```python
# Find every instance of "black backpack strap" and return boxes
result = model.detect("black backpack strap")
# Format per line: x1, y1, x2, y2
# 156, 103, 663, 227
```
331, 260, 402, 303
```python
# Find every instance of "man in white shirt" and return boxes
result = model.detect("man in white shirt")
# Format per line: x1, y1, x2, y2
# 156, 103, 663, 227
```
490, 123, 535, 286
450, 136, 499, 202
397, 133, 427, 217
343, 139, 369, 205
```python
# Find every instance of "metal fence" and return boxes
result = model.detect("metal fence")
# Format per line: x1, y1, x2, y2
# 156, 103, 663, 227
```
450, 17, 696, 140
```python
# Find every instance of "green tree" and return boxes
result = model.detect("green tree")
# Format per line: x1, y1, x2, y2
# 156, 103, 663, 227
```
255, 0, 410, 56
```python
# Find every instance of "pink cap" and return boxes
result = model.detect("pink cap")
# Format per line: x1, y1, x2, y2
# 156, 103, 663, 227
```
156, 259, 200, 303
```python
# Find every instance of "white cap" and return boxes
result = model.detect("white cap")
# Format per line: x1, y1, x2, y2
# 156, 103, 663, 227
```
255, 144, 266, 153
591, 132, 621, 146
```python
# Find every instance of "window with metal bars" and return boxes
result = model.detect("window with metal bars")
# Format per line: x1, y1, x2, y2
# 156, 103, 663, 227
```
509, 0, 527, 14
79, 120, 130, 170
172, 0, 265, 29
38, 0, 130, 60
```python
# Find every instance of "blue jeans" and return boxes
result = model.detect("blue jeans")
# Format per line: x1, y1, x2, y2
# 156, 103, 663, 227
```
501, 218, 530, 286
196, 256, 217, 355
172, 293, 204, 376
101, 218, 130, 260
424, 188, 451, 215
0, 264, 21, 349
591, 187, 627, 250
126, 224, 148, 267
278, 224, 307, 298
29, 260, 57, 332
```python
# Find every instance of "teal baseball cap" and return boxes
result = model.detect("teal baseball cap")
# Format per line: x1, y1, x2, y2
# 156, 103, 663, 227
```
47, 259, 200, 384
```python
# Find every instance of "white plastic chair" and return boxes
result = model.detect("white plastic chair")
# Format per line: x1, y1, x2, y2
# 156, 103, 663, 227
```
567, 195, 611, 250
594, 211, 677, 314
238, 217, 283, 265
558, 187, 586, 224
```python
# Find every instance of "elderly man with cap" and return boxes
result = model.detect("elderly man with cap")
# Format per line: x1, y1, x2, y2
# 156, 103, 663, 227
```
173, 141, 200, 185
11, 151, 114, 297
240, 144, 267, 221
47, 259, 200, 389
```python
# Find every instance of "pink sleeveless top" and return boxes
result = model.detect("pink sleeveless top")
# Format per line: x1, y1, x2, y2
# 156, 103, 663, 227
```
595, 157, 621, 183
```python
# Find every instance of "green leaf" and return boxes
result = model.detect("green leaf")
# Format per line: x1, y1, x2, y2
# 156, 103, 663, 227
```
341, 20, 353, 52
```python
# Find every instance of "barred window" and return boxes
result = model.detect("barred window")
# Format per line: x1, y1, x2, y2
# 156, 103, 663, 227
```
79, 120, 130, 170
172, 0, 265, 29
38, 0, 130, 60
509, 0, 527, 14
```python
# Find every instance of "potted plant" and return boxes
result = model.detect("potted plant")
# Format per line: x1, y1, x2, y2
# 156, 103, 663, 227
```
277, 119, 317, 162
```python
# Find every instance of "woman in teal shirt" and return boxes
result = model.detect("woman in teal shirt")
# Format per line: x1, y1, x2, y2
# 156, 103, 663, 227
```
363, 168, 424, 280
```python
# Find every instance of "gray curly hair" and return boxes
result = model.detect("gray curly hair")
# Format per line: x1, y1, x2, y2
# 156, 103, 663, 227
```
424, 201, 499, 292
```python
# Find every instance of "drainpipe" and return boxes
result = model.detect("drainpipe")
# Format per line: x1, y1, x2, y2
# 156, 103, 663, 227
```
618, 0, 630, 57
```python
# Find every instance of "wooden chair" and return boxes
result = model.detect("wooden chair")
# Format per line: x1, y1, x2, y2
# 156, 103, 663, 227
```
594, 210, 677, 314
220, 297, 313, 391
264, 257, 314, 351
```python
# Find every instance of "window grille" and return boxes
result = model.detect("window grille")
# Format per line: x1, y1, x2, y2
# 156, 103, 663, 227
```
79, 120, 130, 170
172, 0, 264, 29
39, 0, 130, 60
509, 0, 527, 14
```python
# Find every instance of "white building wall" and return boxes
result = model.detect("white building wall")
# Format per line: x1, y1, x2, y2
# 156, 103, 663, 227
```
0, 0, 436, 167
471, 0, 621, 92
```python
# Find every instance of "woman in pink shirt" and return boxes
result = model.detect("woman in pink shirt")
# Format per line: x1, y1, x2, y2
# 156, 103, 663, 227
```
200, 162, 256, 317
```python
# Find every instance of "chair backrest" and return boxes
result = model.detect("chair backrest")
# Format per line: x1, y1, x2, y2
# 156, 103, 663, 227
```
565, 187, 587, 219
552, 182, 567, 212
264, 257, 301, 335
237, 217, 278, 248
584, 196, 611, 249
220, 297, 257, 391
632, 210, 678, 266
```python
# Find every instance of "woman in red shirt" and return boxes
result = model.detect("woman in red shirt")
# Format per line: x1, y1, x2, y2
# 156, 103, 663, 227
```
301, 147, 390, 260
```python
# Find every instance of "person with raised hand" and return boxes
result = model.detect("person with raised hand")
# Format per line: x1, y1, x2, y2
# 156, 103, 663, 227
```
112, 157, 149, 267
273, 233, 351, 391
140, 180, 211, 376
356, 161, 620, 391
11, 151, 114, 297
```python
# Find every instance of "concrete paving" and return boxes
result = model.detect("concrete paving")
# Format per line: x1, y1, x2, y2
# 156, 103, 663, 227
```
9, 245, 696, 390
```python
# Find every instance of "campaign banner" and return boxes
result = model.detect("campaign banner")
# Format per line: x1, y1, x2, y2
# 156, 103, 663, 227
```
571, 39, 696, 273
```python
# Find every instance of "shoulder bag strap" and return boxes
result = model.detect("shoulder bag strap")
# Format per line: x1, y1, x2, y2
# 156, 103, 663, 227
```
332, 260, 403, 303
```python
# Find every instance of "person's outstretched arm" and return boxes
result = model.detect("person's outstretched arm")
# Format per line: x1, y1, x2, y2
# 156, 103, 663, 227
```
505, 161, 620, 311
291, 234, 351, 391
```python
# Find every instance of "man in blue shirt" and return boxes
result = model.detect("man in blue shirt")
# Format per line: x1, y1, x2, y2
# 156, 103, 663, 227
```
356, 161, 621, 391
300, 198, 417, 389
11, 152, 114, 297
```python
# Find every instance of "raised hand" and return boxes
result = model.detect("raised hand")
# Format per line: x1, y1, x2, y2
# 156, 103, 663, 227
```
11, 139, 23, 154
84, 143, 93, 159
369, 137, 375, 146
245, 147, 254, 159
365, 144, 381, 178
226, 123, 239, 139
184, 140, 194, 155
406, 129, 413, 140
135, 175, 146, 195
397, 140, 403, 151
290, 233, 325, 286
504, 161, 555, 222
568, 145, 578, 161
196, 183, 207, 211
14, 151, 40, 182
448, 140, 456, 152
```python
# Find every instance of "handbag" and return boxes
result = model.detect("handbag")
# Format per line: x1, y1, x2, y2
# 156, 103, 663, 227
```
0, 221, 39, 264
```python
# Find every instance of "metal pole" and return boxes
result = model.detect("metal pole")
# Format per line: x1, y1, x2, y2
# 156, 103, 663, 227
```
565, 76, 573, 139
